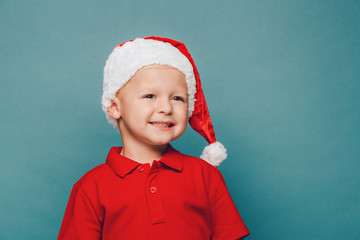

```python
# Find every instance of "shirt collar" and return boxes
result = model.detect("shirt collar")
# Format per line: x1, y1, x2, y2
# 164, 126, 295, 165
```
106, 144, 183, 178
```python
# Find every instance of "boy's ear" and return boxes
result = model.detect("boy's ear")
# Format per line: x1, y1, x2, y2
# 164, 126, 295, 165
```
107, 98, 121, 120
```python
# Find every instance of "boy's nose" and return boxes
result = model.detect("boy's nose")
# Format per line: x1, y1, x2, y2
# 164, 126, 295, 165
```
157, 98, 173, 114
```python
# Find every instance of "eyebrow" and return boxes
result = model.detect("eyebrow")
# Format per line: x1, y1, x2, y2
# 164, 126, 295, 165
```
136, 88, 158, 93
137, 87, 187, 92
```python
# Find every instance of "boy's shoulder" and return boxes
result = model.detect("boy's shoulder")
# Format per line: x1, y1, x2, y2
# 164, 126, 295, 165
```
179, 150, 224, 177
179, 151, 227, 190
75, 163, 113, 189
181, 151, 216, 169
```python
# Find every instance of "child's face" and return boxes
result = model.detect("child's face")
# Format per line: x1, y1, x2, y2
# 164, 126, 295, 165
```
109, 64, 189, 148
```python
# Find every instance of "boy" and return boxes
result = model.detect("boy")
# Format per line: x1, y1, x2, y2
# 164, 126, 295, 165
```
58, 36, 249, 239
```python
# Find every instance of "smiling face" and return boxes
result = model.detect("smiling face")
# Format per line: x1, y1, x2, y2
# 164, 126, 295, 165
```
108, 64, 189, 149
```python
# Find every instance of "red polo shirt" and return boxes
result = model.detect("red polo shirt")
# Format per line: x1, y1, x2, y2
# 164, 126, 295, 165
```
58, 145, 249, 240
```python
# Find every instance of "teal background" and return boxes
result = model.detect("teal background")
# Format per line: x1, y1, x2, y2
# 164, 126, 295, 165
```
1, 0, 359, 239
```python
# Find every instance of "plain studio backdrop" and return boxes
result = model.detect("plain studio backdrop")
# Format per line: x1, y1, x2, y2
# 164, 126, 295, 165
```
1, 0, 359, 239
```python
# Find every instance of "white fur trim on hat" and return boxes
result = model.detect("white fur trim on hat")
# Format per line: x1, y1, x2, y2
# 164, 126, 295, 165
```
200, 141, 227, 167
102, 38, 196, 130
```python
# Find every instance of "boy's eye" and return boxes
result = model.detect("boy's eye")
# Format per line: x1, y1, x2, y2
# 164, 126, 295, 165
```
173, 96, 184, 102
144, 94, 155, 99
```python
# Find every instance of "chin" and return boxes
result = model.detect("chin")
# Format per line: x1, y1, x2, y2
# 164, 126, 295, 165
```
148, 136, 177, 146
149, 140, 172, 146
146, 132, 184, 146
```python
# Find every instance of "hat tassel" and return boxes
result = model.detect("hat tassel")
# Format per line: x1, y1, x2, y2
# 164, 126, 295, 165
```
200, 141, 227, 167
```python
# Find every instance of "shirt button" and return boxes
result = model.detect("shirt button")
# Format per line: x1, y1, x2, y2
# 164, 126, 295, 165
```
137, 165, 145, 172
149, 186, 157, 194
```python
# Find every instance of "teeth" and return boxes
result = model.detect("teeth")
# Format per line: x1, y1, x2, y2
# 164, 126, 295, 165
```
152, 122, 172, 127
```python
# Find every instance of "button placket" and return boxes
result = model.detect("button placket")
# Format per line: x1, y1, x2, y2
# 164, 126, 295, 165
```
146, 165, 166, 224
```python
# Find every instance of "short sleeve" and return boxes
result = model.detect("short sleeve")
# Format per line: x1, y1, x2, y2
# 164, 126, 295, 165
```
57, 182, 102, 240
206, 167, 250, 240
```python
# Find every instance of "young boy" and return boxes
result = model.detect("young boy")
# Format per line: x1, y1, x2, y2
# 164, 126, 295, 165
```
58, 36, 249, 240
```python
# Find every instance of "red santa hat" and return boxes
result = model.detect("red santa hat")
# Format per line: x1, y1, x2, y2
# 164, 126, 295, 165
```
102, 36, 227, 167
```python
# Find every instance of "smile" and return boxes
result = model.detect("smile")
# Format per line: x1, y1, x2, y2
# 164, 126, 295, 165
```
149, 121, 174, 128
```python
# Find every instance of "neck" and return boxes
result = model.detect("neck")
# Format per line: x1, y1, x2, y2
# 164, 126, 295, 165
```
120, 140, 169, 166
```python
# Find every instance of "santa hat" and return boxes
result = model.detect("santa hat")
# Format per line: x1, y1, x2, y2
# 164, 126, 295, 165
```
102, 36, 227, 167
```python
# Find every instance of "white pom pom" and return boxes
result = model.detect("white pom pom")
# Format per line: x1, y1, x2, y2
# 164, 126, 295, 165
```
200, 141, 227, 167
